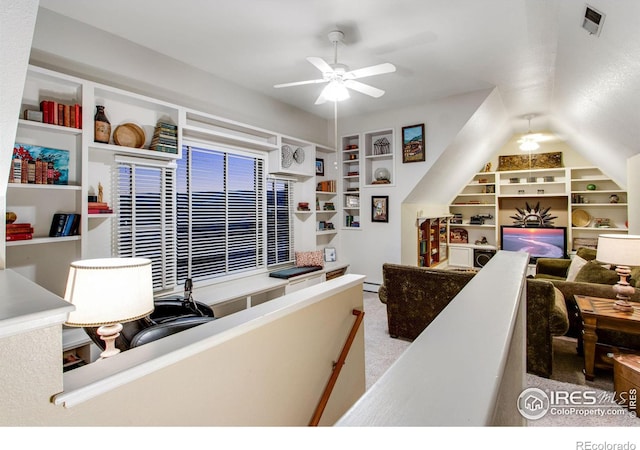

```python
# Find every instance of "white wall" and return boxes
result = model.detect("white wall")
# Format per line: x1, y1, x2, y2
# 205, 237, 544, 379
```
336, 88, 499, 285
30, 8, 331, 146
628, 153, 640, 234
0, 0, 39, 269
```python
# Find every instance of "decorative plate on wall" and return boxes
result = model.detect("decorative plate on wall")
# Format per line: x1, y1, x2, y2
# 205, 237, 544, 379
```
281, 145, 293, 168
293, 147, 305, 164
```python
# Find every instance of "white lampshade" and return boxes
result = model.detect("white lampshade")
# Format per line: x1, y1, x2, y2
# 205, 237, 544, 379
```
596, 234, 640, 266
64, 257, 154, 327
322, 80, 350, 102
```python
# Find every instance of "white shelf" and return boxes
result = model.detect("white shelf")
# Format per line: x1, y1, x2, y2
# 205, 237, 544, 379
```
89, 142, 180, 160
7, 183, 81, 191
6, 235, 81, 247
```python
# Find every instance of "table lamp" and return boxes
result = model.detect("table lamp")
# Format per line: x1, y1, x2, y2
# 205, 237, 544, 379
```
595, 234, 640, 313
63, 257, 154, 359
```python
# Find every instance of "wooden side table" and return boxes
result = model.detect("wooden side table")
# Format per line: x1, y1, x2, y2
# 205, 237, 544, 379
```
574, 295, 640, 381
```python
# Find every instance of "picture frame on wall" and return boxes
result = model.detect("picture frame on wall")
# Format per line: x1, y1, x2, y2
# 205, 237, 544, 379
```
401, 123, 425, 163
371, 195, 389, 223
315, 158, 324, 176
324, 247, 336, 262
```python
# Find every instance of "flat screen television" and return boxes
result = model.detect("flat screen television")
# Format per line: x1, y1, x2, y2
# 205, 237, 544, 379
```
500, 226, 567, 263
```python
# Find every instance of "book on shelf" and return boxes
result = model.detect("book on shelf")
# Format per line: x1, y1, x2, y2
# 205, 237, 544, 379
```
49, 213, 80, 237
6, 233, 33, 241
38, 100, 82, 128
88, 201, 113, 215
316, 180, 336, 192
6, 223, 34, 234
5, 222, 34, 241
149, 120, 178, 153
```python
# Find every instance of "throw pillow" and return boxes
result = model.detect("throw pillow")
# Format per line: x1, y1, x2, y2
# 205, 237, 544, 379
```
566, 255, 588, 282
296, 250, 324, 267
576, 247, 598, 261
574, 261, 619, 285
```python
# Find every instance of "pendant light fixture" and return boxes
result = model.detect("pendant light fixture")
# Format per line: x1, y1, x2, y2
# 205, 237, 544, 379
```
519, 115, 540, 151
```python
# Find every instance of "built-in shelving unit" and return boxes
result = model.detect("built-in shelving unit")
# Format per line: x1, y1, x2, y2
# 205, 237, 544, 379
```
341, 134, 361, 229
447, 166, 628, 268
6, 64, 341, 370
363, 128, 394, 187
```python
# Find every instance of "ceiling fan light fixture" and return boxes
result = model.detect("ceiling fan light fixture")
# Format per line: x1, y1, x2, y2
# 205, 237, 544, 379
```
322, 79, 350, 102
519, 138, 540, 151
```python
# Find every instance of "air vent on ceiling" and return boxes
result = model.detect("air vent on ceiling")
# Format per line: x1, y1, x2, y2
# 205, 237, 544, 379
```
582, 4, 605, 36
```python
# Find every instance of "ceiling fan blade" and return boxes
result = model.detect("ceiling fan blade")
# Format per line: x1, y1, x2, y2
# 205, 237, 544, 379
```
344, 63, 396, 80
306, 56, 334, 74
314, 92, 328, 105
344, 80, 385, 98
274, 78, 326, 88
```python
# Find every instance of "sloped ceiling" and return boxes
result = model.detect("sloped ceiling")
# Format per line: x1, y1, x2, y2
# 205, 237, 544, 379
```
36, 0, 639, 184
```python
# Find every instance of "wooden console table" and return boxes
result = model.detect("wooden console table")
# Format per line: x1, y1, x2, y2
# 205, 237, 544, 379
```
575, 295, 640, 381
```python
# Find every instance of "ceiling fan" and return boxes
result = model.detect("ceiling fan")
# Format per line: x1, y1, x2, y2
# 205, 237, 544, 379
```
274, 30, 396, 105
518, 114, 559, 151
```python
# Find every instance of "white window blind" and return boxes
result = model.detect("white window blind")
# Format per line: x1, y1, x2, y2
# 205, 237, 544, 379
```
116, 155, 177, 291
177, 145, 265, 282
267, 177, 294, 265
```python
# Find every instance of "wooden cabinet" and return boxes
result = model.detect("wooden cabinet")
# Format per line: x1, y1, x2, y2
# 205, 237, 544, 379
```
418, 217, 448, 267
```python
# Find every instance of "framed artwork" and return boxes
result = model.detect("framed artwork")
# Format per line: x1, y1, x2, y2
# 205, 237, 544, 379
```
324, 247, 336, 262
13, 143, 69, 184
497, 151, 563, 171
371, 195, 389, 223
402, 123, 425, 163
315, 158, 324, 176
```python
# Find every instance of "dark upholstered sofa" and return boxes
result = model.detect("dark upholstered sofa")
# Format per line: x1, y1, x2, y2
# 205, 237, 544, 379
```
378, 263, 569, 378
535, 247, 640, 355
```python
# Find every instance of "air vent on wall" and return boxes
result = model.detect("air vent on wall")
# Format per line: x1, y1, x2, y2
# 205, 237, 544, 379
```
582, 4, 605, 36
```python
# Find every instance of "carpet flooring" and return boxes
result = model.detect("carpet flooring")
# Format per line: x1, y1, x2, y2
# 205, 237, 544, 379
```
362, 291, 639, 426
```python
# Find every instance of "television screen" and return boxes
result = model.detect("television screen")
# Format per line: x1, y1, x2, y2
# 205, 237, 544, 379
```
500, 226, 567, 263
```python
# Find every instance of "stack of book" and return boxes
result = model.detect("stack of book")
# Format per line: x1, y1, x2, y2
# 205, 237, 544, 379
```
316, 180, 336, 192
149, 121, 178, 154
6, 223, 34, 241
49, 213, 81, 237
32, 100, 82, 129
88, 202, 113, 215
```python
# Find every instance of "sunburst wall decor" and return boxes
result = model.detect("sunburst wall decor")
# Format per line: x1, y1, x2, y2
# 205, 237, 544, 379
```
510, 202, 557, 227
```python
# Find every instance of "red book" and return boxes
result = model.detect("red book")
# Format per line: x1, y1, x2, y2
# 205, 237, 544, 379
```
51, 101, 58, 125
58, 103, 64, 126
64, 104, 71, 127
40, 100, 50, 124
6, 233, 33, 241
75, 104, 82, 128
6, 223, 32, 230
6, 227, 34, 235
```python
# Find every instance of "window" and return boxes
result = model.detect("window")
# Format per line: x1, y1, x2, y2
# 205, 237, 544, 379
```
117, 144, 294, 290
116, 155, 177, 291
177, 144, 265, 283
267, 177, 294, 266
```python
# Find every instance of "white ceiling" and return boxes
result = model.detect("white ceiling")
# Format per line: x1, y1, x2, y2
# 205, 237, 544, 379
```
37, 0, 639, 156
